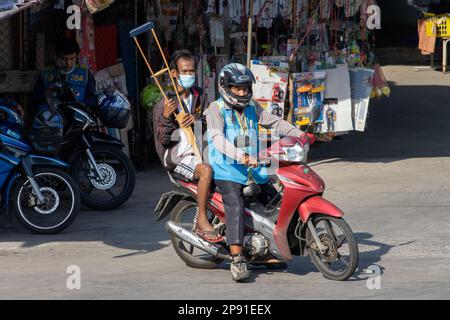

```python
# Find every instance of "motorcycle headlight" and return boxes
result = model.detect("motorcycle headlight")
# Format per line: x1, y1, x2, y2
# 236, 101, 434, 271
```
279, 143, 308, 163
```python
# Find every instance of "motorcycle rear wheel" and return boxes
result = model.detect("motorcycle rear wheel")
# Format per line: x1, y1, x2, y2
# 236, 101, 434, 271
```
306, 215, 358, 281
170, 200, 225, 269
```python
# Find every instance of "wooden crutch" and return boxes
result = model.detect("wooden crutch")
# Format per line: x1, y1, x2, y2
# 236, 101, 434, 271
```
129, 22, 202, 160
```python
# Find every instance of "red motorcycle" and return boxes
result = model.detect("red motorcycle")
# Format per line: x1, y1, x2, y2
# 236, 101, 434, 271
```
155, 135, 359, 281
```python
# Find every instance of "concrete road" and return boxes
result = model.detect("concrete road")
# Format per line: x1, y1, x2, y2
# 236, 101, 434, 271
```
1, 66, 450, 300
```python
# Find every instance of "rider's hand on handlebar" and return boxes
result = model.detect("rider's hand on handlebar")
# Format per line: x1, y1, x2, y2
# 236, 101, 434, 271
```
306, 133, 316, 145
163, 99, 177, 118
240, 154, 258, 168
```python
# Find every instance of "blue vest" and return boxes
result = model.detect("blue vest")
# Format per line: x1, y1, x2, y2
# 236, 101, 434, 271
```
41, 64, 89, 102
208, 99, 269, 185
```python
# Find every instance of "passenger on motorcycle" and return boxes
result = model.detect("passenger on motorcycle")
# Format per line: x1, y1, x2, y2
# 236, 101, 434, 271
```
32, 37, 97, 112
153, 50, 223, 243
205, 63, 305, 282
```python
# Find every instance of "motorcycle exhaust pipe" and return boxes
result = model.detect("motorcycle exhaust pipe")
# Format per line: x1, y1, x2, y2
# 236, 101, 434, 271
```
165, 221, 230, 260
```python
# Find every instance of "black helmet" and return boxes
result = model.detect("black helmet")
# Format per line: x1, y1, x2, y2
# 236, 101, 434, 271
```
218, 63, 255, 109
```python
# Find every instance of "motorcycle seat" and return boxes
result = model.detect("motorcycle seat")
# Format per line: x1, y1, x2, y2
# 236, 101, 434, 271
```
169, 171, 191, 183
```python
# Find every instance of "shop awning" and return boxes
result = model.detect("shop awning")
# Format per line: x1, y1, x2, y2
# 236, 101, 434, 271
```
0, 0, 45, 21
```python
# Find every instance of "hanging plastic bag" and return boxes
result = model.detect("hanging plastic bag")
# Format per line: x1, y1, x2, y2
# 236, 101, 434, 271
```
371, 64, 391, 99
85, 0, 114, 14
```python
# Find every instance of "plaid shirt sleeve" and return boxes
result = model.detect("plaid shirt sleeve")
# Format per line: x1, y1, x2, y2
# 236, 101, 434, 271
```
255, 102, 304, 137
205, 102, 246, 162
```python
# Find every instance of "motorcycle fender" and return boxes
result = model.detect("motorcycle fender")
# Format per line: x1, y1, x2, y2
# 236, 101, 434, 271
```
298, 196, 344, 223
85, 131, 124, 148
154, 191, 186, 222
23, 155, 70, 170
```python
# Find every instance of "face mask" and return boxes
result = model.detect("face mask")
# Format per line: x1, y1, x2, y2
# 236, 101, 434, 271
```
177, 74, 196, 89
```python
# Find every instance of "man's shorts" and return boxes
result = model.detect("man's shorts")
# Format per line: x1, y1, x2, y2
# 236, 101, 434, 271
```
173, 155, 201, 181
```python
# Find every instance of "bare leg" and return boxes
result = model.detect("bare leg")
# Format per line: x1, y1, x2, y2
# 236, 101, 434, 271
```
193, 164, 220, 239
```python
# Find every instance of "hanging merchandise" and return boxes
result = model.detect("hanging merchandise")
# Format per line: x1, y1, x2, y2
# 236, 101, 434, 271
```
320, 0, 333, 19
76, 8, 97, 71
371, 64, 391, 99
95, 63, 128, 95
198, 55, 216, 105
209, 16, 225, 48
322, 64, 354, 133
254, 0, 273, 28
85, 0, 114, 14
291, 71, 326, 130
205, 0, 215, 14
160, 3, 179, 41
349, 67, 374, 132
287, 39, 299, 60
251, 59, 289, 129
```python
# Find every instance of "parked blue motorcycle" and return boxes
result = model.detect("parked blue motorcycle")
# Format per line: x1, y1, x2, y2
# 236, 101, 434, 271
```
0, 104, 80, 234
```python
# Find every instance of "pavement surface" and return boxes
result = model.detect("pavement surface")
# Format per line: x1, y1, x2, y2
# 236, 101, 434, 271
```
1, 66, 450, 300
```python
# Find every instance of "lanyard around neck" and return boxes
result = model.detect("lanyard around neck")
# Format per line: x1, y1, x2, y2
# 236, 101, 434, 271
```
233, 108, 249, 135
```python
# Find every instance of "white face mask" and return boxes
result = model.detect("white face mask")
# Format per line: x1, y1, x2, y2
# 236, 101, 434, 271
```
177, 74, 196, 89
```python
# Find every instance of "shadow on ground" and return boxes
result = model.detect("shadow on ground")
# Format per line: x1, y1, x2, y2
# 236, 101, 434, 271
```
310, 84, 450, 163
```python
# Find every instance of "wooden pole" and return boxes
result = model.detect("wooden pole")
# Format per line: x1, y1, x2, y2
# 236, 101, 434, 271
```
246, 0, 254, 67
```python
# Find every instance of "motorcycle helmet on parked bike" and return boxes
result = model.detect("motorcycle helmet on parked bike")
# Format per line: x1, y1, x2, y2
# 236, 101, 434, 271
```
218, 63, 256, 109
27, 108, 65, 155
96, 89, 131, 129
0, 103, 24, 133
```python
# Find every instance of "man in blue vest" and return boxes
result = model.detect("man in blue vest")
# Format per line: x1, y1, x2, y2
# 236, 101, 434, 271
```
206, 63, 305, 282
32, 37, 97, 111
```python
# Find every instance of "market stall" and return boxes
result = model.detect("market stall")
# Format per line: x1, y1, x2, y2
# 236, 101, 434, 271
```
140, 0, 390, 141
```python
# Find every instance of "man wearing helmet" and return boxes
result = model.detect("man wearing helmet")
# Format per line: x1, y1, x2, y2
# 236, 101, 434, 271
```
206, 63, 305, 282
153, 50, 223, 243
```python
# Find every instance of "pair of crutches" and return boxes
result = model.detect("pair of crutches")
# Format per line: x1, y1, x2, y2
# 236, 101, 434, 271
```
129, 22, 202, 160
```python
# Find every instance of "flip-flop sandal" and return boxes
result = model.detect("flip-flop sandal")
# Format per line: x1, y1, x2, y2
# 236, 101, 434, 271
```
195, 229, 224, 243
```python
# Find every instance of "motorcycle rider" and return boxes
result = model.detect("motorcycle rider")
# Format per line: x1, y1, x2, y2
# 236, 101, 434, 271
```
205, 63, 305, 282
32, 37, 97, 111
153, 50, 223, 243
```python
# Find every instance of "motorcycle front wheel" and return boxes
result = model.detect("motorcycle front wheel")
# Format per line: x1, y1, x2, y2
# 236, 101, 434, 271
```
306, 215, 359, 281
71, 145, 136, 210
12, 168, 80, 234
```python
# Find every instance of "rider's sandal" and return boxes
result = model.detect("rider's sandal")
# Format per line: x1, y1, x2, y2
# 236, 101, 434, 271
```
195, 229, 224, 243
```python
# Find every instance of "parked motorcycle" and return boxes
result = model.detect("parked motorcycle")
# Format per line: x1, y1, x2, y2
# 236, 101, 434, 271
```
0, 105, 79, 234
155, 133, 359, 281
50, 83, 136, 211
